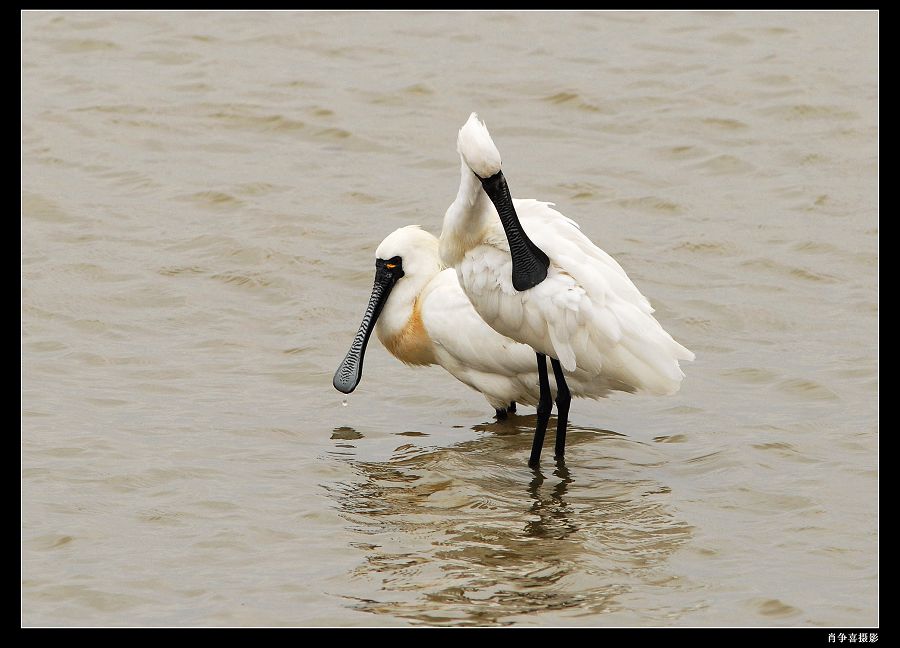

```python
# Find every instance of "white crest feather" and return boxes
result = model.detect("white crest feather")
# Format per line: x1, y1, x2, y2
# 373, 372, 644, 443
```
457, 112, 502, 179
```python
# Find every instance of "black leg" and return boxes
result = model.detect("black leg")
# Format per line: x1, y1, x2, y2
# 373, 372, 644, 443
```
509, 401, 517, 413
530, 353, 552, 467
495, 407, 508, 420
550, 358, 571, 459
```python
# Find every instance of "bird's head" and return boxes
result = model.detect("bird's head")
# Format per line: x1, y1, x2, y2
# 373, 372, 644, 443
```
333, 226, 441, 394
457, 112, 502, 179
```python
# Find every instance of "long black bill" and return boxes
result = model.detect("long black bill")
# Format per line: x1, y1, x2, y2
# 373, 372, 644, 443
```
333, 260, 402, 394
480, 170, 549, 291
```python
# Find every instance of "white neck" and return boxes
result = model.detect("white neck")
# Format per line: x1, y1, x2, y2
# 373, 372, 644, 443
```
439, 157, 493, 267
376, 272, 426, 341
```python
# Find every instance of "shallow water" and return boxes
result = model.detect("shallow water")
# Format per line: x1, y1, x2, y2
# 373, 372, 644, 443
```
22, 10, 877, 626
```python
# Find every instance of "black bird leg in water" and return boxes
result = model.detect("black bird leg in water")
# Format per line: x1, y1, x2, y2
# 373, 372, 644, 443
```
530, 352, 552, 467
550, 358, 571, 459
495, 401, 518, 420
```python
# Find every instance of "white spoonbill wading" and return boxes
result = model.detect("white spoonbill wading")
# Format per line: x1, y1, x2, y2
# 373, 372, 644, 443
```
440, 113, 695, 466
333, 226, 627, 417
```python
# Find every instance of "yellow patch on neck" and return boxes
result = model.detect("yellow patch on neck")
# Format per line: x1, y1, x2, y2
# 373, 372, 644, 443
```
380, 297, 436, 367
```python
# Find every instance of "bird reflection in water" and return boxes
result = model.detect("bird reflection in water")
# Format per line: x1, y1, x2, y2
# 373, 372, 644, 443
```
525, 458, 577, 541
324, 417, 692, 626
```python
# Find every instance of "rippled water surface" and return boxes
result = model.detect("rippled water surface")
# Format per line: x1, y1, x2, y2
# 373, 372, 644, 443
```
22, 11, 877, 626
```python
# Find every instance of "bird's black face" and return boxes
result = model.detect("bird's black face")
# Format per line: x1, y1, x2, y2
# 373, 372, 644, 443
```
332, 255, 404, 394
375, 255, 404, 284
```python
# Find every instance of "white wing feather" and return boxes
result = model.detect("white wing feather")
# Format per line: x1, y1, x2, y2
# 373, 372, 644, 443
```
458, 199, 694, 395
420, 269, 627, 409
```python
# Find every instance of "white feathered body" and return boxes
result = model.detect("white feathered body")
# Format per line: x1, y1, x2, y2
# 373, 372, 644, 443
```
373, 227, 622, 411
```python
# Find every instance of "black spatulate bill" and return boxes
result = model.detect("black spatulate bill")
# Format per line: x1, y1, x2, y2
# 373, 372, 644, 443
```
333, 258, 404, 394
479, 170, 549, 292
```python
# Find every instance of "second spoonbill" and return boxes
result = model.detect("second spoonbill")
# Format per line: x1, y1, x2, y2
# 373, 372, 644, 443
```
439, 113, 695, 466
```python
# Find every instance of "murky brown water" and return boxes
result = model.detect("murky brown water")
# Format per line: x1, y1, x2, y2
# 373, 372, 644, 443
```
22, 10, 877, 626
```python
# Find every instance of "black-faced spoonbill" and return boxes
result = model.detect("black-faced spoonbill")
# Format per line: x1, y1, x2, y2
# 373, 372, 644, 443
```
333, 226, 626, 418
440, 113, 695, 466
